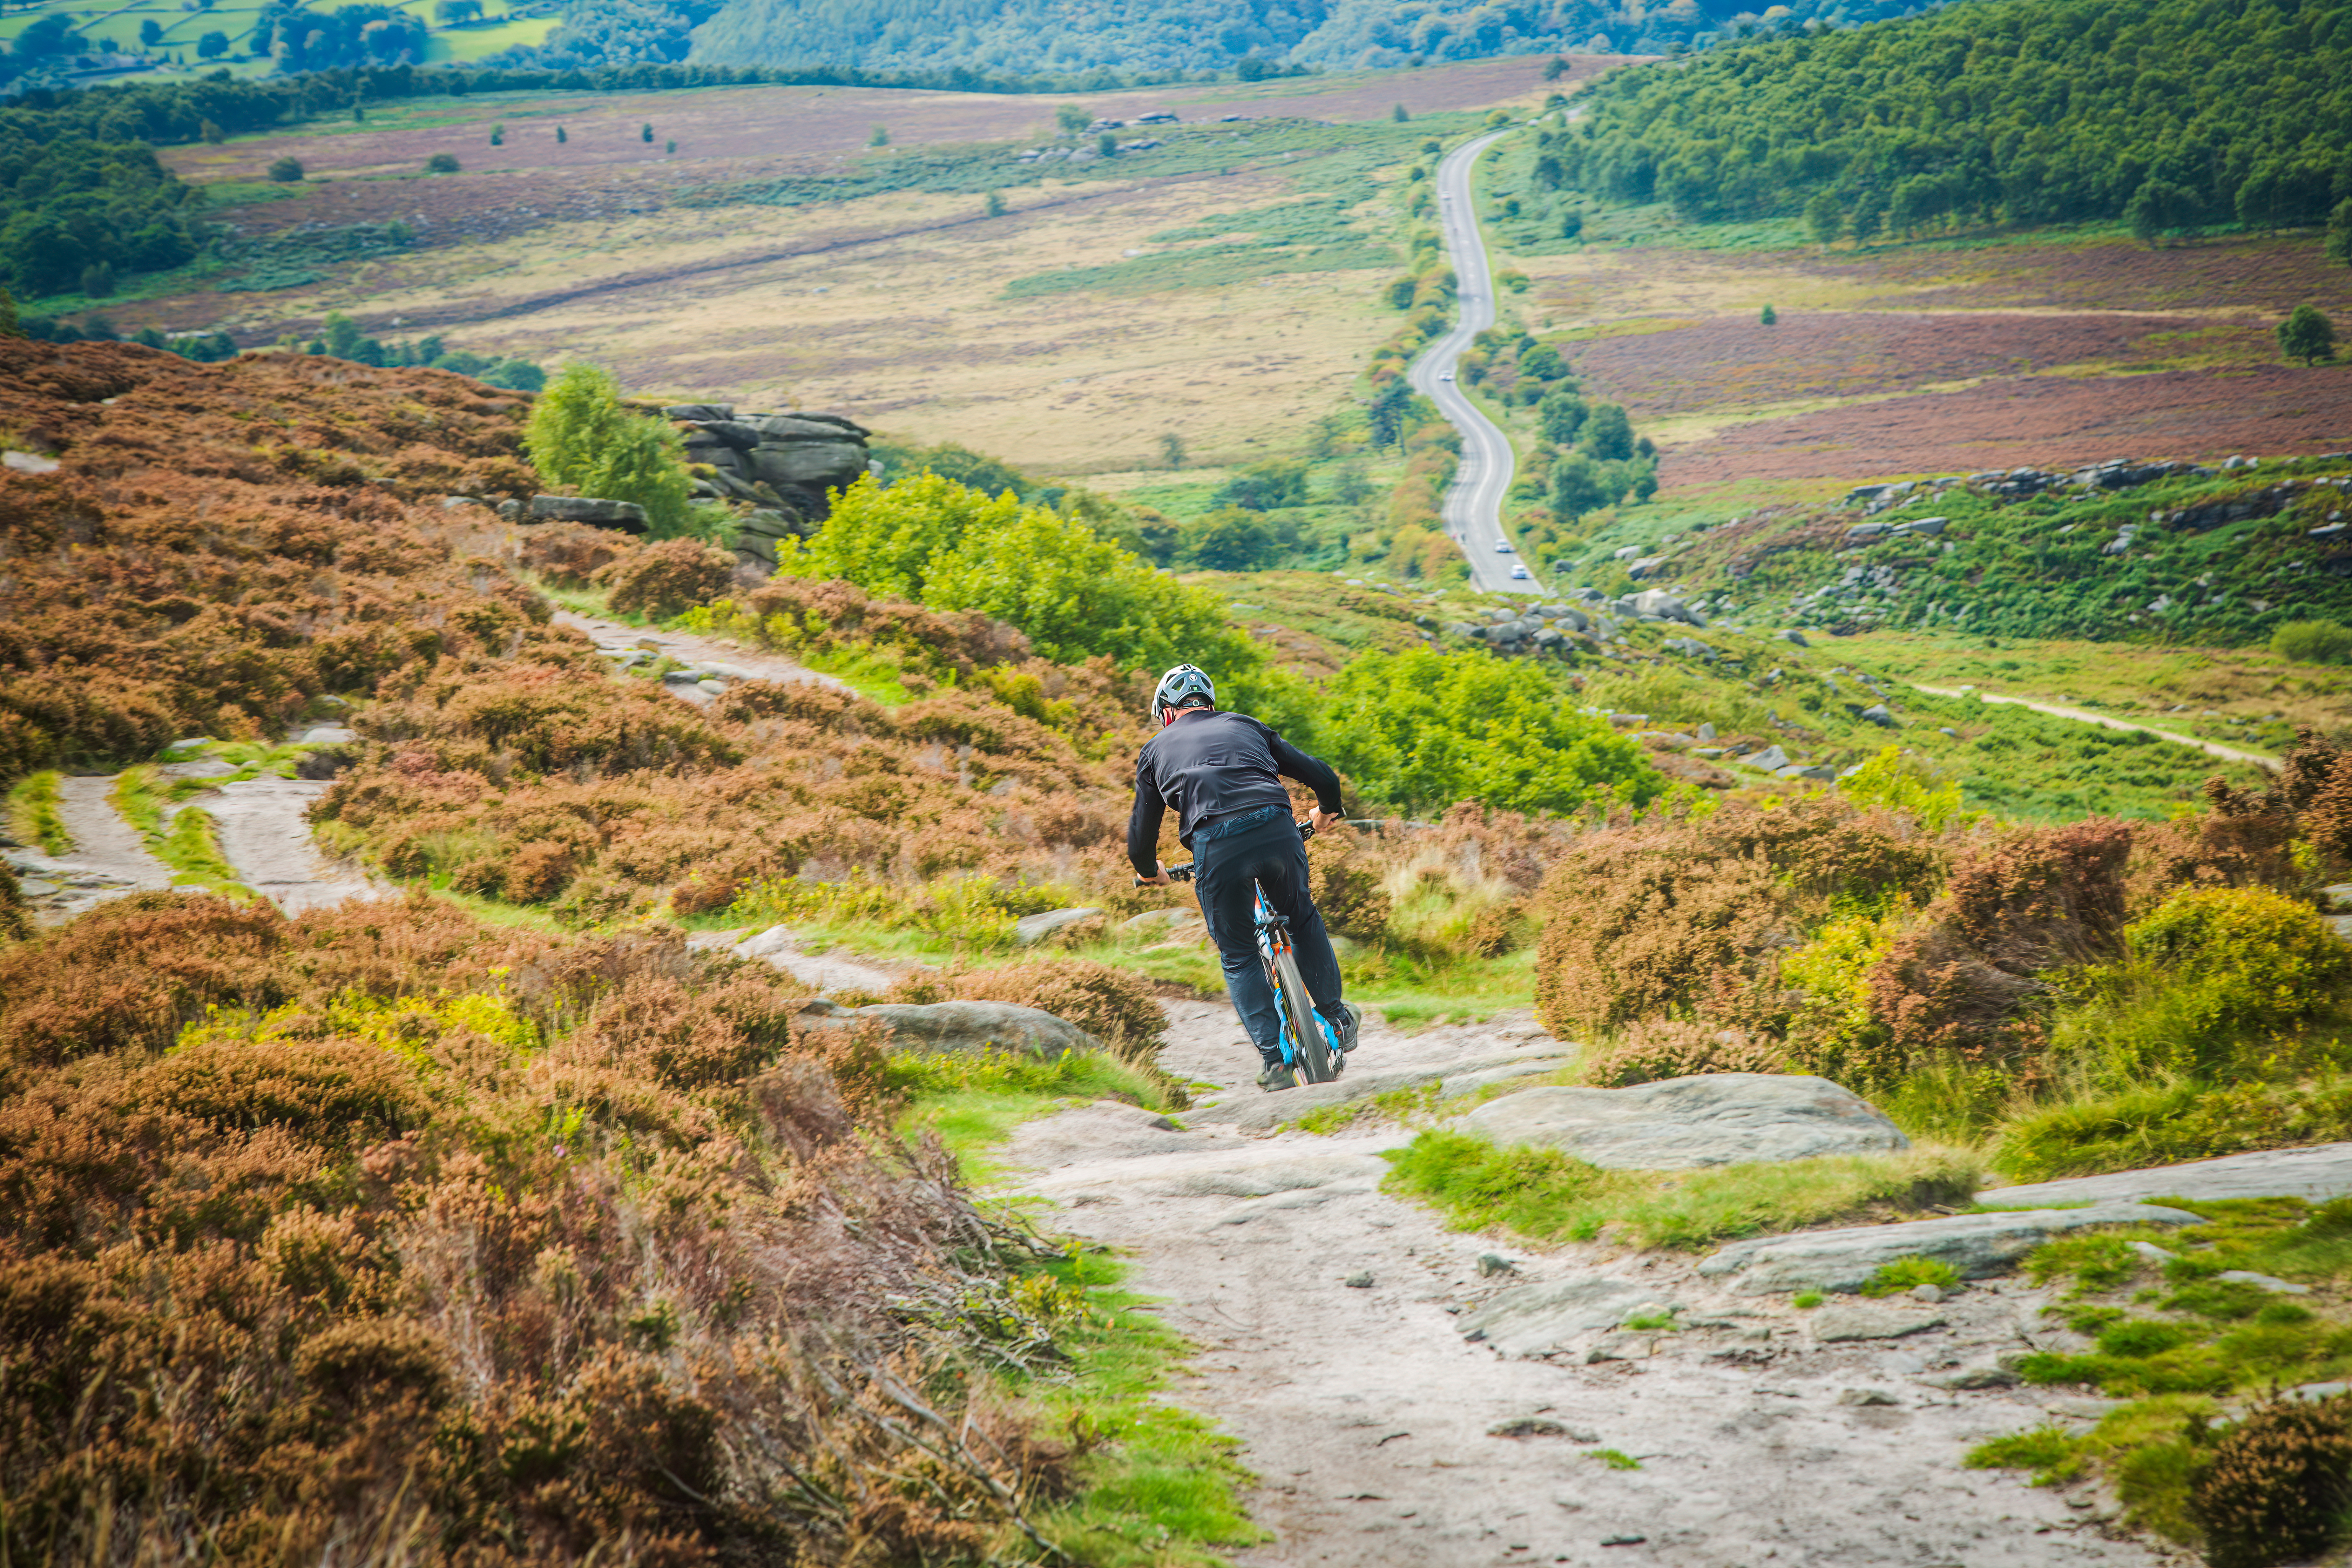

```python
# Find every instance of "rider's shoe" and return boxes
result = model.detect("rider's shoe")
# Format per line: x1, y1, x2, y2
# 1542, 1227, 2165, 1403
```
1256, 1061, 1298, 1092
1324, 1001, 1361, 1053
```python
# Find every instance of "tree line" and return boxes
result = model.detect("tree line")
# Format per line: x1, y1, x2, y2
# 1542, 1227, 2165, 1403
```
1555, 0, 2352, 242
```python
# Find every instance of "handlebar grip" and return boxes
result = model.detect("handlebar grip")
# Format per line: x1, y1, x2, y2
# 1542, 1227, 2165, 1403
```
1135, 864, 1197, 886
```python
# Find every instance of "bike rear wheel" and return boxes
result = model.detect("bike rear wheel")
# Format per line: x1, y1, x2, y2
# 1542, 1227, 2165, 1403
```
1272, 946, 1340, 1084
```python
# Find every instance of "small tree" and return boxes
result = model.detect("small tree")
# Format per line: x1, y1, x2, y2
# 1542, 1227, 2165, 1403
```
555, 124, 568, 144
985, 189, 1006, 217
80, 262, 114, 298
2327, 198, 2352, 268
1804, 190, 1842, 247
1760, 303, 1778, 325
200, 118, 225, 144
1391, 103, 1409, 122
195, 29, 227, 57
1055, 104, 1090, 134
1850, 190, 1886, 246
426, 152, 460, 174
489, 122, 504, 146
2278, 304, 2337, 366
640, 123, 653, 143
1560, 208, 1583, 240
526, 363, 694, 533
323, 311, 364, 359
1549, 454, 1609, 521
1543, 54, 1569, 80
665, 139, 676, 154
268, 155, 304, 182
868, 125, 888, 147
1096, 131, 1116, 158
1158, 432, 1187, 469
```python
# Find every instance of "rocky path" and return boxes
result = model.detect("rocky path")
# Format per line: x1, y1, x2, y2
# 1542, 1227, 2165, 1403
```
997, 1004, 2177, 1568
553, 610, 848, 705
5, 758, 383, 922
4, 774, 177, 920
201, 774, 383, 914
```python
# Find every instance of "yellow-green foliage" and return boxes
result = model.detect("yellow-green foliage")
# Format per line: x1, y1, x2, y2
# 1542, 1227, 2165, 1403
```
1838, 745, 1973, 831
178, 989, 543, 1068
1779, 907, 1900, 1065
4, 769, 69, 855
731, 871, 1083, 949
2055, 885, 2352, 1084
2128, 885, 2351, 1036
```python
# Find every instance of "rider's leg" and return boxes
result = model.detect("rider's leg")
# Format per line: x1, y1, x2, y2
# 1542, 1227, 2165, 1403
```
1192, 828, 1287, 1067
1229, 817, 1345, 1019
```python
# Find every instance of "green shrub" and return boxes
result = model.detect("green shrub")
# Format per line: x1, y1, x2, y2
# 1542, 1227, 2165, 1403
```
1967, 1425, 2088, 1486
1323, 646, 1666, 817
524, 363, 695, 535
780, 471, 1256, 679
2269, 619, 2352, 665
425, 152, 460, 174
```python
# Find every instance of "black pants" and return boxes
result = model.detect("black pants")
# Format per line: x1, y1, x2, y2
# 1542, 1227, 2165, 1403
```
1192, 815, 1346, 1065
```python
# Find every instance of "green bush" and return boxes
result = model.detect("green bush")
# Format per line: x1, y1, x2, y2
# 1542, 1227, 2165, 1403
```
425, 152, 460, 174
1859, 1257, 1961, 1297
2269, 619, 2352, 665
1322, 647, 1665, 816
2126, 885, 2351, 1038
779, 471, 1255, 678
523, 364, 694, 535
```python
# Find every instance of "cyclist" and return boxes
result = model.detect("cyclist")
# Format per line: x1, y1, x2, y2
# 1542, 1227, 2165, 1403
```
1128, 663, 1360, 1090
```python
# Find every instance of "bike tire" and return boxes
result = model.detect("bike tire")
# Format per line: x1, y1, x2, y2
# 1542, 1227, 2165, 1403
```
1272, 947, 1340, 1084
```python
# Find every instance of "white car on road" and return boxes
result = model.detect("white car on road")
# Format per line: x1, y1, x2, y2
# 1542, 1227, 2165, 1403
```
1494, 540, 1513, 553
1509, 564, 1530, 580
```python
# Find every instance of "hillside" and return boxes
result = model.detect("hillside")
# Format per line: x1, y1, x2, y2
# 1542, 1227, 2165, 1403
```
1559, 0, 2352, 235
688, 0, 1949, 76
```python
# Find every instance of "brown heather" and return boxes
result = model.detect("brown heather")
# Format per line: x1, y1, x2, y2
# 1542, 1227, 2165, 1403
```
0, 342, 1194, 1563
0, 893, 1078, 1566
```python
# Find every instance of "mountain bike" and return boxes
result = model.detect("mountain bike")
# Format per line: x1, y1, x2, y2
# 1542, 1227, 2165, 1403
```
1139, 820, 1346, 1085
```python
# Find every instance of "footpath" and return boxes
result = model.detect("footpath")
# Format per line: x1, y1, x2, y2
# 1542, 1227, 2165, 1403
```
994, 1001, 2189, 1568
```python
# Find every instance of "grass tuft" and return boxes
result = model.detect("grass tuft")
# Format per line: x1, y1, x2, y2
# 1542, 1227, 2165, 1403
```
4, 770, 70, 855
1378, 1128, 1982, 1250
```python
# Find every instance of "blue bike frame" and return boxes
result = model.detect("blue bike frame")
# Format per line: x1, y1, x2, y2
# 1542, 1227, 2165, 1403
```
1148, 821, 1344, 1081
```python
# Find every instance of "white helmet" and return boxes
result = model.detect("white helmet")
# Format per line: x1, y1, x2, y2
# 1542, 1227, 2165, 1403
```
1152, 663, 1216, 722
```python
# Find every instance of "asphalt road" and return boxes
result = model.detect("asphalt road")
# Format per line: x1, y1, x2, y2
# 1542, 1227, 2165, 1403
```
1409, 128, 1538, 596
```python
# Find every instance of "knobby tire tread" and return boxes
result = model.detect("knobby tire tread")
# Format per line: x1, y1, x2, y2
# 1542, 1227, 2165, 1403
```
1273, 948, 1338, 1084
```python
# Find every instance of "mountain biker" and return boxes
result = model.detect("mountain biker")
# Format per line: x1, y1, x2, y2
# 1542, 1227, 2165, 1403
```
1128, 663, 1360, 1090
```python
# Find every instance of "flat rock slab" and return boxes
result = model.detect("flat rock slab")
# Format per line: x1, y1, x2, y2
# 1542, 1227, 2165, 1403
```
1022, 1134, 1402, 1201
796, 998, 1098, 1059
1812, 1305, 1946, 1343
1977, 1142, 2352, 1209
204, 776, 383, 914
1195, 1052, 1577, 1133
1461, 1073, 1908, 1170
1698, 1203, 2203, 1296
712, 924, 900, 994
1457, 1275, 1681, 1359
1014, 907, 1103, 944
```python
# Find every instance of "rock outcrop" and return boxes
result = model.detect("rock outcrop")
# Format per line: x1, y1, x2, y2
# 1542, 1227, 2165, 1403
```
1460, 1073, 1908, 1170
667, 404, 873, 567
1696, 1203, 2203, 1294
793, 995, 1099, 1059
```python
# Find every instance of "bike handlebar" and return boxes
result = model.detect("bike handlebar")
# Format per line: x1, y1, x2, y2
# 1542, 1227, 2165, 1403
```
1134, 818, 1314, 887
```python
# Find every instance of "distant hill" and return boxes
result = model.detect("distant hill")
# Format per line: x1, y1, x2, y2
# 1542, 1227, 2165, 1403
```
686, 0, 1953, 76
1556, 0, 2352, 234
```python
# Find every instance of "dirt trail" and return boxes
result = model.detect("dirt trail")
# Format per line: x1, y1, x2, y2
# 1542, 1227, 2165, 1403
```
200, 776, 385, 914
1908, 683, 2273, 768
999, 1002, 2170, 1568
1, 775, 178, 922
552, 610, 847, 704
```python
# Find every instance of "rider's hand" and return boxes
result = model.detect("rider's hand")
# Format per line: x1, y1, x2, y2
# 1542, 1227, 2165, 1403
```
1140, 864, 1171, 887
1308, 807, 1342, 834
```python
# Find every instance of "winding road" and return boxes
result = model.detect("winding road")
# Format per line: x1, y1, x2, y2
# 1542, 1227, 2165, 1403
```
1411, 129, 1536, 596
